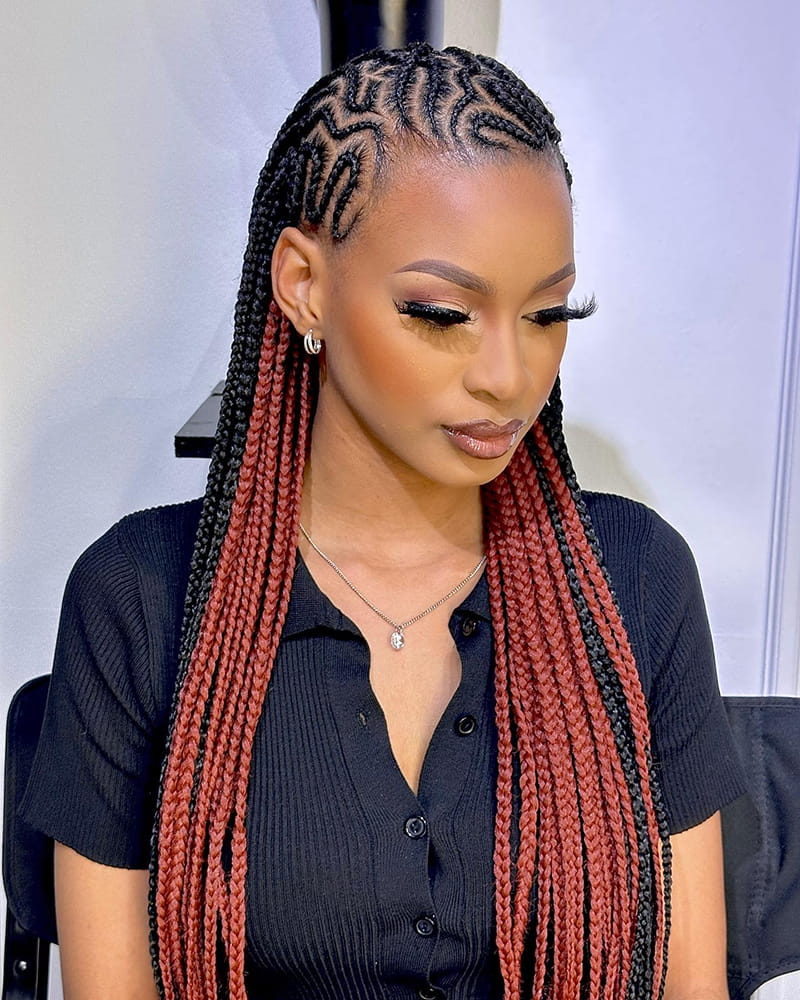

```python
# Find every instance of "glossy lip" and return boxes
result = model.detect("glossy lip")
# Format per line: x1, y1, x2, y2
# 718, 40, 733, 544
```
442, 419, 526, 460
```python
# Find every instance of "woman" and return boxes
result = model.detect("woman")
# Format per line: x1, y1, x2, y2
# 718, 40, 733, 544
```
21, 42, 745, 1000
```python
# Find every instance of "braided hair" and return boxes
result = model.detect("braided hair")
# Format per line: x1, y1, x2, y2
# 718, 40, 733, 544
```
150, 42, 670, 1000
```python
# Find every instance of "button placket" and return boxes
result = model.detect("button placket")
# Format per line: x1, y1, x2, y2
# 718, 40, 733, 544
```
319, 630, 440, 983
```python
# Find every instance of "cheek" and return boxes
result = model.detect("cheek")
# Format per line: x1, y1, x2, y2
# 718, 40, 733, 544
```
527, 330, 568, 380
337, 312, 454, 408
370, 353, 450, 422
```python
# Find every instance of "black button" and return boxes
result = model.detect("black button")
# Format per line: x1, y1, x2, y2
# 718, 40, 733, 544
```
404, 815, 427, 838
414, 915, 436, 937
454, 714, 477, 736
418, 987, 445, 1000
461, 616, 478, 637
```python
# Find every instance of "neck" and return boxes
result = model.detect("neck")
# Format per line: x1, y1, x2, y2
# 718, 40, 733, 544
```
301, 417, 483, 570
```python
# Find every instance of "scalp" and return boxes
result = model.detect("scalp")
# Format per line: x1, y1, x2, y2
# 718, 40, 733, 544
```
271, 43, 570, 241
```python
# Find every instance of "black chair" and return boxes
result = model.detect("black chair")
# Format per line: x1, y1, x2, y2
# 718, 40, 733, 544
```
3, 676, 55, 1000
3, 678, 799, 999
722, 696, 800, 1000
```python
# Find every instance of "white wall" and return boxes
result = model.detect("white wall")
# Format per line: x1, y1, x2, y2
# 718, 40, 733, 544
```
2, 0, 798, 996
492, 4, 800, 993
2, 0, 321, 683
1, 1, 321, 994
495, 0, 800, 698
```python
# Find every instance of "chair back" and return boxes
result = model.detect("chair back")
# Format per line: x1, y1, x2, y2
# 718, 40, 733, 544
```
723, 695, 800, 1000
2, 676, 55, 1000
3, 680, 799, 999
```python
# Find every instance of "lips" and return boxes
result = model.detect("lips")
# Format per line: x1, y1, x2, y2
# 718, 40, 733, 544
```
442, 419, 526, 460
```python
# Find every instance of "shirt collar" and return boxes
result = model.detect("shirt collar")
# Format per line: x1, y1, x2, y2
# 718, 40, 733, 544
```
282, 550, 492, 640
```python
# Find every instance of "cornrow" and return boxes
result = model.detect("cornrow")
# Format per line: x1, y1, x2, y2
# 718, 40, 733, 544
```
150, 41, 670, 999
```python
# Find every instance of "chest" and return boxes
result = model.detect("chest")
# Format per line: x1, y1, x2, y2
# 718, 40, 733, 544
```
242, 621, 500, 997
365, 612, 466, 793
306, 565, 486, 794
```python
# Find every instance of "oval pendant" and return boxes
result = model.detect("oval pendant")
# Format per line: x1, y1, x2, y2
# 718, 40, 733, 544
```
390, 630, 405, 650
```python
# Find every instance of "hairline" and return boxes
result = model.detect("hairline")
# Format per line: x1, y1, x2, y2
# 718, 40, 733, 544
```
313, 133, 569, 250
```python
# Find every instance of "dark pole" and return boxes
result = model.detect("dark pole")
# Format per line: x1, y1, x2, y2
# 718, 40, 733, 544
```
317, 0, 444, 72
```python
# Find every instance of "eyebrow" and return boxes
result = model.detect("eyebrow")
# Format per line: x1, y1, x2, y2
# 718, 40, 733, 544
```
394, 259, 576, 298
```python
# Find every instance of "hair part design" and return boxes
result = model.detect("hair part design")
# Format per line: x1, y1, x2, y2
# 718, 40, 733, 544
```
150, 41, 669, 1000
281, 44, 569, 243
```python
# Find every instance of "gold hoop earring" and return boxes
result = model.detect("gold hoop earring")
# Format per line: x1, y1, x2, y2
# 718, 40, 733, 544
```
303, 329, 323, 355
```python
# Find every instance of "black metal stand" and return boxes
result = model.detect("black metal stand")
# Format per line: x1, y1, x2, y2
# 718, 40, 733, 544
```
317, 0, 443, 72
1, 910, 49, 1000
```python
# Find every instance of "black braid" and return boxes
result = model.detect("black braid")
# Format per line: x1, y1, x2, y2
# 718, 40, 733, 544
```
527, 381, 672, 998
176, 39, 574, 675
151, 40, 667, 998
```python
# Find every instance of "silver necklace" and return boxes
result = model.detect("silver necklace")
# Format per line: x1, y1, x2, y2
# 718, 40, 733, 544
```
299, 524, 486, 651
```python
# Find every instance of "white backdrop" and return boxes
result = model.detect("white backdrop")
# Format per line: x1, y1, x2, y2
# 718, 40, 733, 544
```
2, 0, 798, 996
495, 0, 800, 699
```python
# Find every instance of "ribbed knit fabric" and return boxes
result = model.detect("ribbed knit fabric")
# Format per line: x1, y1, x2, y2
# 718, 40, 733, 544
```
20, 492, 747, 999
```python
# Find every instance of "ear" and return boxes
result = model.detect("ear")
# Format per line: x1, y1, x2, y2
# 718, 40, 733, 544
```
271, 226, 326, 335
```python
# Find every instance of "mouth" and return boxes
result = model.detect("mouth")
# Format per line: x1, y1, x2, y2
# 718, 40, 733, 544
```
442, 419, 527, 460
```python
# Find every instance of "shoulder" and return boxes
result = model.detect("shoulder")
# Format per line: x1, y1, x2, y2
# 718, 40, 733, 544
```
582, 490, 701, 605
61, 498, 203, 717
581, 494, 746, 831
71, 497, 202, 584
580, 491, 706, 693
582, 490, 694, 571
66, 498, 202, 619
21, 499, 203, 867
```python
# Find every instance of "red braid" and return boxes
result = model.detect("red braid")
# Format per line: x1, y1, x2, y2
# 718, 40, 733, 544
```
483, 423, 667, 999
155, 310, 665, 999
155, 302, 311, 999
147, 43, 669, 1000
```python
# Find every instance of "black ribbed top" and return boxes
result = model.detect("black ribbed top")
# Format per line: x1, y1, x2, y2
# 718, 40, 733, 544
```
21, 492, 747, 999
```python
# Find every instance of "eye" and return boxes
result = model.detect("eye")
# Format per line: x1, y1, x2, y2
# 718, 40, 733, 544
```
395, 300, 475, 329
525, 295, 598, 327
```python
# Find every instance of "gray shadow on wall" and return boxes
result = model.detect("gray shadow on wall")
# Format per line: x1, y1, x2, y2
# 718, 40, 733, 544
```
563, 422, 654, 506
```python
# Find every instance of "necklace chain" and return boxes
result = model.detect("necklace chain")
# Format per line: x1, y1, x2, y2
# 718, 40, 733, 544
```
299, 524, 486, 650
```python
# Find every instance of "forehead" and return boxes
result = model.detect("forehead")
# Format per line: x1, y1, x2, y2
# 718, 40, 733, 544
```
325, 152, 574, 284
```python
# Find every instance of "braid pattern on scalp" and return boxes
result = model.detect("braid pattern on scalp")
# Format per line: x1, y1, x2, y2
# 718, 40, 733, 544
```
149, 41, 667, 999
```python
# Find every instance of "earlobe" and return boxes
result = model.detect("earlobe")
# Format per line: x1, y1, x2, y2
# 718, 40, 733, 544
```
270, 226, 324, 334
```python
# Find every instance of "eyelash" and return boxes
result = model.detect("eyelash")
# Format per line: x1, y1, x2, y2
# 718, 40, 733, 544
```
395, 301, 474, 328
528, 295, 598, 326
395, 295, 597, 330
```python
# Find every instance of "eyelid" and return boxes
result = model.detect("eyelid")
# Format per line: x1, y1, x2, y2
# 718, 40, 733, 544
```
394, 299, 475, 327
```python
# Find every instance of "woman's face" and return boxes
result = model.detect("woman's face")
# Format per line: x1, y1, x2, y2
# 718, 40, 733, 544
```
310, 152, 576, 489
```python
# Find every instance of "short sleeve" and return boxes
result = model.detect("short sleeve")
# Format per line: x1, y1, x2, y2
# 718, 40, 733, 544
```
642, 515, 747, 833
19, 523, 167, 868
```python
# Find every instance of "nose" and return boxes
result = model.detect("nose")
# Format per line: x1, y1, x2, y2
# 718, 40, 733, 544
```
462, 321, 533, 404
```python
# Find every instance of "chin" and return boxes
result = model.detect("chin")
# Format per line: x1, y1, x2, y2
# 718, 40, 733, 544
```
425, 453, 518, 490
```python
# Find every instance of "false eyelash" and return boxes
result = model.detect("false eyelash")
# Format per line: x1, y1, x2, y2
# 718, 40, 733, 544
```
394, 300, 474, 328
527, 294, 598, 327
395, 294, 599, 331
